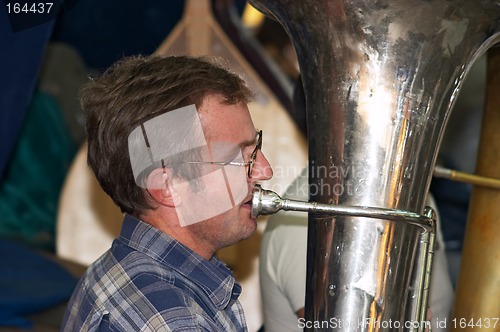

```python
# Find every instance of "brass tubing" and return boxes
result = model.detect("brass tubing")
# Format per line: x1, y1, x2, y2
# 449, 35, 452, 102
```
419, 229, 435, 332
434, 166, 500, 190
451, 47, 500, 331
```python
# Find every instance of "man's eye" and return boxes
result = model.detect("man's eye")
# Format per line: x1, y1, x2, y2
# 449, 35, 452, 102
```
241, 146, 251, 156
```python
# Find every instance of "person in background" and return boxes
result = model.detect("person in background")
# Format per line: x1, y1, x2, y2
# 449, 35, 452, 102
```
62, 55, 273, 331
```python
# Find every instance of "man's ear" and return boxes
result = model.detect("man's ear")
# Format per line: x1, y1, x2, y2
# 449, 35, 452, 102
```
146, 168, 181, 207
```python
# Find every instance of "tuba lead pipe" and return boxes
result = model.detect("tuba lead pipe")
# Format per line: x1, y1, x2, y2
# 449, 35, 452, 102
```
249, 0, 500, 331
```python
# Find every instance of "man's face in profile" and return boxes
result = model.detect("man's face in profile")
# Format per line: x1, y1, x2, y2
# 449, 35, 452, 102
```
173, 94, 272, 248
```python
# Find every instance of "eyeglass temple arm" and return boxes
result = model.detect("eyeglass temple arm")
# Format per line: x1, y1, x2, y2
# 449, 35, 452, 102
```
184, 161, 250, 166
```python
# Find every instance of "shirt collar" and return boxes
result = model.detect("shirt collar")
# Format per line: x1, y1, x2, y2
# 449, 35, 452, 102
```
118, 214, 241, 310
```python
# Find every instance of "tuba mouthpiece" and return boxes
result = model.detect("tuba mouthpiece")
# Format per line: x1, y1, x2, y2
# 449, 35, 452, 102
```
251, 184, 283, 219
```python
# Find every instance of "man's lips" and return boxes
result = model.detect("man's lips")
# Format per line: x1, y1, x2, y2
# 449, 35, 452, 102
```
241, 196, 253, 210
241, 185, 257, 211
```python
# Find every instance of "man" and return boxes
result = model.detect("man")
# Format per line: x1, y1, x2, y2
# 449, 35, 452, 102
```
260, 168, 453, 332
62, 55, 272, 331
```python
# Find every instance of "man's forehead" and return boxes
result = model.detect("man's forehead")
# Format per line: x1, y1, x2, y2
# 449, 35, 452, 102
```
203, 122, 257, 146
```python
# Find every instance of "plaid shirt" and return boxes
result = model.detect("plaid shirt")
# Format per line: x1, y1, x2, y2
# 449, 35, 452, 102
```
61, 215, 247, 331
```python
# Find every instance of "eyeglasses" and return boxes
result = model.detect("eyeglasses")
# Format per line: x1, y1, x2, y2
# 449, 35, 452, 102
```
185, 130, 262, 178
247, 130, 262, 178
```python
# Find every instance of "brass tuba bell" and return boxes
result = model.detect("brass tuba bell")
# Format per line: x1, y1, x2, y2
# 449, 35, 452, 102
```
249, 0, 500, 330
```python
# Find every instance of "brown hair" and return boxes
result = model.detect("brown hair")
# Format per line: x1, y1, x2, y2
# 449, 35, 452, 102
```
81, 55, 253, 217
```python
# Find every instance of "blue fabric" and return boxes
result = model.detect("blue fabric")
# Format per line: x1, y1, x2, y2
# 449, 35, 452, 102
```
62, 215, 247, 331
0, 92, 77, 251
430, 159, 470, 251
0, 240, 78, 328
430, 176, 470, 251
0, 6, 55, 182
51, 0, 185, 70
50, 0, 247, 70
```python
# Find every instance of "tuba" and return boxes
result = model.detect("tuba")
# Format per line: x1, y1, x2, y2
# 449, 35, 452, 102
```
248, 0, 500, 330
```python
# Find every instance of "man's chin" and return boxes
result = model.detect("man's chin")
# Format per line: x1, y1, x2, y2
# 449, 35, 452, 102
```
234, 209, 257, 239
243, 216, 258, 237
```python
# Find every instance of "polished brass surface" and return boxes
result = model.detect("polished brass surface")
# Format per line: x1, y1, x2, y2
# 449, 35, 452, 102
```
249, 0, 500, 330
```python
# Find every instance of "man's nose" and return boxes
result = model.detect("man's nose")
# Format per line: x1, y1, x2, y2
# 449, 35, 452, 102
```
252, 150, 273, 181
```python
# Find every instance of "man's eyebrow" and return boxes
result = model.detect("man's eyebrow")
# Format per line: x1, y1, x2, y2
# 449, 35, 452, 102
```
239, 130, 259, 148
